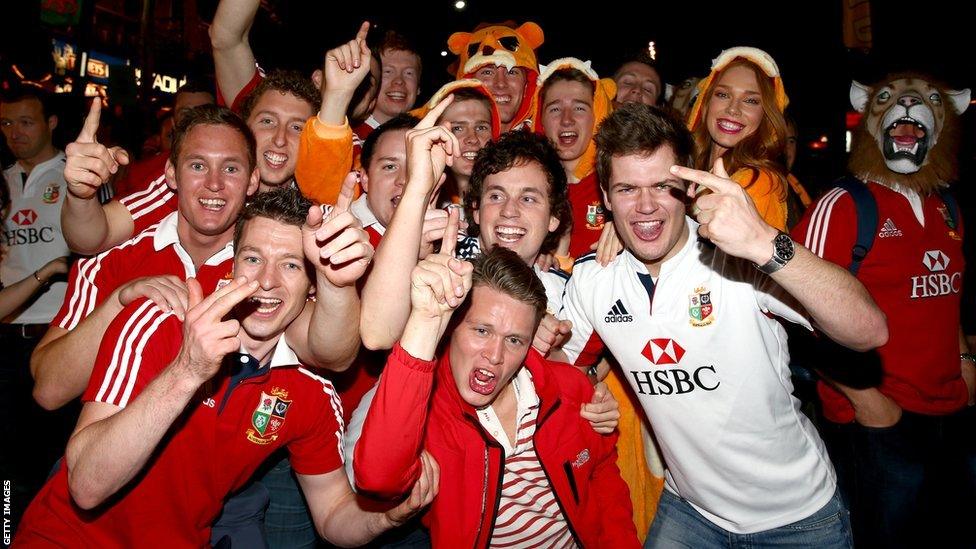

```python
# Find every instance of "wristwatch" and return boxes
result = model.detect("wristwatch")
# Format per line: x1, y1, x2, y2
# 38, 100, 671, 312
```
755, 232, 795, 275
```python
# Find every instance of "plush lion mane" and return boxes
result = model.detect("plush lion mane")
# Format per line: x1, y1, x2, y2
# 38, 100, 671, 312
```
848, 72, 962, 195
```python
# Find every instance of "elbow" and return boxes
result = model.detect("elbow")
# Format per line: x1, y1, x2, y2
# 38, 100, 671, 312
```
360, 329, 395, 352
33, 382, 69, 412
208, 23, 238, 52
66, 466, 106, 511
847, 310, 889, 352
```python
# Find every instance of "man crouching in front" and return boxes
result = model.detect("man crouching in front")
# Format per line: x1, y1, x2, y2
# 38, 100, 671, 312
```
354, 246, 639, 548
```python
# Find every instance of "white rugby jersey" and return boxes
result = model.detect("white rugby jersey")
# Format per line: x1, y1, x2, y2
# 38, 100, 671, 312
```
559, 217, 835, 534
2, 153, 69, 323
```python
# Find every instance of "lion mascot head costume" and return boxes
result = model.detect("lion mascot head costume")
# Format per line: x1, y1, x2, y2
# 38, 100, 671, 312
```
848, 74, 970, 193
447, 21, 545, 131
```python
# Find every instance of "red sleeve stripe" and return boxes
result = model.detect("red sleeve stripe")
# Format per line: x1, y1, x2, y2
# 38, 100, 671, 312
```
59, 229, 157, 330
94, 301, 169, 407
119, 175, 171, 213
298, 367, 347, 464
59, 256, 98, 330
803, 188, 847, 257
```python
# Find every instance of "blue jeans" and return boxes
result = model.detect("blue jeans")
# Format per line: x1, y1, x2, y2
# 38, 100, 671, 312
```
820, 405, 976, 549
644, 489, 852, 548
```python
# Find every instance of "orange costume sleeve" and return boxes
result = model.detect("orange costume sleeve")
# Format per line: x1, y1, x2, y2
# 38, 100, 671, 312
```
295, 117, 361, 205
732, 168, 789, 231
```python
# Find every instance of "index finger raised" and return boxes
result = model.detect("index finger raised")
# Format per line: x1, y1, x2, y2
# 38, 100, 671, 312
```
415, 94, 455, 130
355, 21, 370, 44
78, 99, 101, 143
440, 207, 459, 257
669, 164, 738, 195
333, 171, 358, 215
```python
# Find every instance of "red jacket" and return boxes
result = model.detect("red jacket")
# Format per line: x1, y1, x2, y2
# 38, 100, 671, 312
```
355, 343, 639, 548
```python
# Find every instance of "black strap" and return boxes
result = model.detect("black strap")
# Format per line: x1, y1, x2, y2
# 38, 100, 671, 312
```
832, 177, 878, 276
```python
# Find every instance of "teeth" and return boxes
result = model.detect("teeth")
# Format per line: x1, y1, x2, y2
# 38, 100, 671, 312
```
717, 120, 743, 131
250, 297, 282, 313
199, 198, 226, 210
495, 96, 511, 104
387, 92, 406, 100
264, 151, 287, 167
635, 220, 662, 228
462, 152, 478, 160
392, 195, 402, 207
473, 368, 496, 386
559, 131, 577, 138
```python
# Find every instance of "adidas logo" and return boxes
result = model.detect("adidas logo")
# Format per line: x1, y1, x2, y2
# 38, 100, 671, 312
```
879, 217, 903, 238
604, 299, 633, 323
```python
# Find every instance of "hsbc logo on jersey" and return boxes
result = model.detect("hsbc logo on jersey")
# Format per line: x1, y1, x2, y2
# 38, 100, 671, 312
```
922, 250, 949, 272
4, 209, 55, 246
911, 249, 961, 299
642, 338, 685, 364
12, 209, 37, 225
633, 338, 720, 396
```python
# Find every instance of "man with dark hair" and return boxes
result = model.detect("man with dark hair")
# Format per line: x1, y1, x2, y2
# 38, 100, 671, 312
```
355, 245, 639, 548
612, 52, 665, 107
34, 104, 364, 413
16, 187, 425, 547
556, 103, 888, 546
0, 84, 71, 530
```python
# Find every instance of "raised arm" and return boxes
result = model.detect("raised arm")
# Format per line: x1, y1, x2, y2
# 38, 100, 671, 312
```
359, 97, 459, 350
297, 22, 369, 209
66, 278, 257, 509
354, 250, 472, 497
60, 100, 134, 254
209, 0, 260, 107
674, 160, 888, 351
287, 174, 373, 371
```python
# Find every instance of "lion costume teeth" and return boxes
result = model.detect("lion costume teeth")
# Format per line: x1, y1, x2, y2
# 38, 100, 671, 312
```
848, 73, 970, 192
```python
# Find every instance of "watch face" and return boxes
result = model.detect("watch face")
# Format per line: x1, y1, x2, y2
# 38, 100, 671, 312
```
774, 233, 795, 261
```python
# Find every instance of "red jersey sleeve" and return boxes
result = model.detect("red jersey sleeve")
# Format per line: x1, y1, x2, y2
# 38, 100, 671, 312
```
216, 66, 264, 114
286, 370, 346, 476
117, 175, 177, 235
354, 343, 435, 498
791, 187, 859, 268
51, 251, 119, 331
82, 299, 180, 408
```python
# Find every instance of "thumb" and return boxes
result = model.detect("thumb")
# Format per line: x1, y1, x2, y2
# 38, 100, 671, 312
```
558, 320, 573, 334
305, 204, 324, 230
591, 381, 607, 403
187, 277, 204, 309
111, 147, 130, 166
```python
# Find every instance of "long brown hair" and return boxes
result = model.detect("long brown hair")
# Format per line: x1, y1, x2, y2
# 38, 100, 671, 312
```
691, 59, 787, 192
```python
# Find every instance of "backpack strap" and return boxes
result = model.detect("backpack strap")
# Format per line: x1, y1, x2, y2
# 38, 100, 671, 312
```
937, 188, 961, 230
832, 177, 878, 276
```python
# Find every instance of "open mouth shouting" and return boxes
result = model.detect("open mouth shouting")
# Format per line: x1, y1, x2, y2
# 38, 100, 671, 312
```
461, 151, 479, 162
469, 367, 498, 395
632, 219, 664, 241
199, 197, 227, 212
558, 130, 579, 148
884, 117, 929, 164
263, 151, 288, 170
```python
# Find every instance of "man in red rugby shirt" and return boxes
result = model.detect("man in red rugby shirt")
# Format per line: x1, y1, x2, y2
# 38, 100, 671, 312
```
32, 105, 363, 411
16, 188, 431, 547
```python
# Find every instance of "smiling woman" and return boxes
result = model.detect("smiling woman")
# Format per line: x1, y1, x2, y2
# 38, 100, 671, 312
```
688, 47, 791, 230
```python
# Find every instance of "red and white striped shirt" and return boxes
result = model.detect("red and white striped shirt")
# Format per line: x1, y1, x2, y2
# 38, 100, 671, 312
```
478, 369, 576, 549
52, 211, 234, 331
117, 174, 178, 235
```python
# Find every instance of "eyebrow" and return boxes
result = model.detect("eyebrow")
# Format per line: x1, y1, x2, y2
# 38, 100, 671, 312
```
714, 84, 760, 95
485, 184, 543, 195
377, 155, 401, 163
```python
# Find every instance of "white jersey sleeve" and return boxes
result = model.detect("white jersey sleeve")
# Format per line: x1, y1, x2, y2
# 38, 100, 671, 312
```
557, 260, 605, 368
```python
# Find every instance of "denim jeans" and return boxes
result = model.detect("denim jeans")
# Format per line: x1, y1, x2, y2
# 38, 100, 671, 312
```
820, 405, 976, 549
211, 481, 270, 548
644, 489, 852, 548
